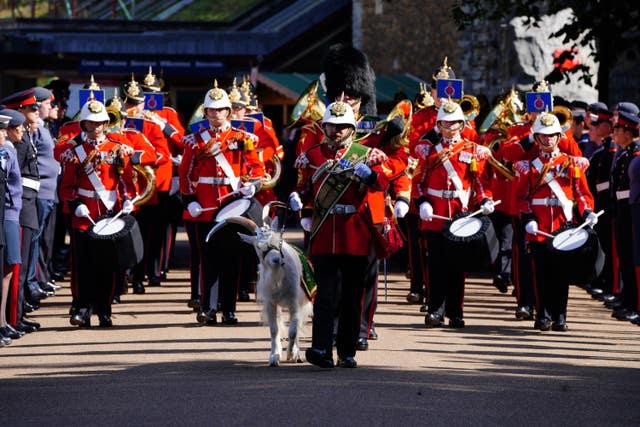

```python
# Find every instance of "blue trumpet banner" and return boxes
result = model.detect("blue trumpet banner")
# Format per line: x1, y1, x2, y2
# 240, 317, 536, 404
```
79, 89, 105, 109
230, 119, 255, 134
246, 112, 264, 125
189, 119, 209, 134
436, 79, 463, 100
526, 92, 553, 113
144, 93, 164, 111
124, 117, 144, 132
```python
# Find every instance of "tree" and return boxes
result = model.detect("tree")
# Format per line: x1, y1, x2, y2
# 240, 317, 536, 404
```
452, 0, 640, 103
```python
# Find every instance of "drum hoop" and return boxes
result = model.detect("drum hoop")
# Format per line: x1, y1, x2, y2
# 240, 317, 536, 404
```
215, 198, 251, 223
449, 216, 483, 238
551, 227, 589, 251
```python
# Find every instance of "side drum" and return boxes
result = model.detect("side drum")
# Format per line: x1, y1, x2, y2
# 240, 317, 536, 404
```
545, 224, 604, 285
442, 211, 499, 273
87, 215, 144, 270
214, 197, 264, 226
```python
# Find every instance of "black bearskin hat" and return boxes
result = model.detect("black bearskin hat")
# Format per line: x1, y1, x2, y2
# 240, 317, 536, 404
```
323, 44, 377, 116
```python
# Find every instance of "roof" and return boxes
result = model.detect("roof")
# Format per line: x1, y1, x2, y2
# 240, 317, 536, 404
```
258, 72, 425, 104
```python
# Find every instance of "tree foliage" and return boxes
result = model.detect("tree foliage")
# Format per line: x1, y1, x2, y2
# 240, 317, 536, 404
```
452, 0, 640, 101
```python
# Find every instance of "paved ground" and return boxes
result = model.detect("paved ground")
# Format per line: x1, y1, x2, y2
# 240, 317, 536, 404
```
1, 230, 640, 426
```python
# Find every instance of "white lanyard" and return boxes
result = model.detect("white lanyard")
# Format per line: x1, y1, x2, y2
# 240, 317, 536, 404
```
531, 157, 573, 221
75, 144, 116, 210
200, 130, 240, 191
435, 142, 470, 209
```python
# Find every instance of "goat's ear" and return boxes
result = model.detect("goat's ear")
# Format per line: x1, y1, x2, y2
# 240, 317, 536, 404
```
270, 216, 280, 231
237, 232, 257, 245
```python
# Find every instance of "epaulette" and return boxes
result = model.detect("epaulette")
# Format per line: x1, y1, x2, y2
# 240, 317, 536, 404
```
631, 142, 640, 156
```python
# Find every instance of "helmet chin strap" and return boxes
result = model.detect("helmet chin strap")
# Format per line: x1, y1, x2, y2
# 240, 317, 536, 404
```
325, 128, 354, 150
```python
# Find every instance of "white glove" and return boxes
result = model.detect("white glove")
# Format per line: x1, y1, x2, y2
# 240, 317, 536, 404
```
481, 199, 495, 215
187, 201, 202, 218
353, 163, 373, 181
74, 204, 90, 218
394, 200, 409, 219
150, 115, 166, 131
171, 155, 182, 166
294, 152, 310, 169
419, 201, 434, 221
300, 217, 312, 232
122, 199, 134, 214
181, 134, 196, 146
525, 220, 539, 235
289, 192, 303, 212
585, 211, 598, 227
238, 183, 256, 199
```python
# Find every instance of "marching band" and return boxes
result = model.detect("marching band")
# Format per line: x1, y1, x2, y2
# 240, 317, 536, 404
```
0, 44, 638, 372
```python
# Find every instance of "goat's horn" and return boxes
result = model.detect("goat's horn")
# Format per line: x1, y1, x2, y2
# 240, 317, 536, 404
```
205, 216, 259, 243
262, 201, 288, 225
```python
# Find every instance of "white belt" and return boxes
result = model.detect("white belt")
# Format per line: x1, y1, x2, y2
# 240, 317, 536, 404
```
427, 188, 463, 199
531, 198, 563, 207
617, 190, 630, 200
22, 177, 40, 191
198, 176, 231, 185
328, 204, 356, 215
596, 182, 610, 192
77, 188, 117, 204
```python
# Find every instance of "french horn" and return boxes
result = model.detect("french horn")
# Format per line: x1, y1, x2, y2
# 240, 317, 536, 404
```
288, 80, 326, 127
458, 94, 480, 121
552, 105, 573, 132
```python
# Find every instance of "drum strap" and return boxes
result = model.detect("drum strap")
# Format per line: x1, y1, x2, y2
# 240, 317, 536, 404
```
199, 130, 240, 191
531, 157, 573, 221
74, 144, 116, 211
435, 143, 470, 209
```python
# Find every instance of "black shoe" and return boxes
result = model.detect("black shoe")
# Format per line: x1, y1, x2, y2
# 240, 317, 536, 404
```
132, 281, 145, 294
448, 317, 465, 328
98, 314, 113, 327
187, 298, 201, 311
23, 300, 39, 312
238, 290, 250, 302
30, 287, 52, 302
534, 318, 552, 331
305, 348, 334, 368
1, 325, 23, 339
515, 306, 534, 320
368, 329, 378, 340
148, 276, 161, 287
50, 271, 65, 281
406, 292, 423, 304
15, 321, 37, 333
69, 305, 79, 316
551, 321, 568, 331
221, 312, 238, 325
21, 318, 40, 330
112, 295, 121, 304
70, 309, 91, 327
40, 282, 57, 293
356, 338, 368, 351
603, 294, 620, 304
337, 356, 358, 368
425, 313, 444, 327
196, 310, 217, 325
419, 304, 429, 313
0, 331, 11, 346
492, 275, 509, 294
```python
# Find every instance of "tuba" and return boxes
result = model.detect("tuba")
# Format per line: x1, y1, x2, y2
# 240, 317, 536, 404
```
288, 80, 326, 127
458, 94, 480, 121
105, 106, 123, 132
356, 99, 413, 149
260, 155, 282, 190
132, 164, 156, 206
552, 105, 573, 133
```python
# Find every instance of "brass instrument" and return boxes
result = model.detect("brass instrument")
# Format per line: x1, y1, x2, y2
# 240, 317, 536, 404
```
458, 94, 480, 121
260, 156, 282, 190
288, 80, 326, 127
106, 106, 123, 132
132, 164, 156, 206
552, 105, 573, 132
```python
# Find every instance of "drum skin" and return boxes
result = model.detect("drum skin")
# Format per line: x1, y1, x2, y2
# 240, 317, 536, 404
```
545, 224, 604, 285
87, 215, 144, 270
214, 197, 264, 226
442, 211, 499, 272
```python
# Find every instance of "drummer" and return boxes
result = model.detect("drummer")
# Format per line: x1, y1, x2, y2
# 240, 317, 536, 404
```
413, 100, 495, 328
57, 99, 139, 327
178, 80, 264, 326
515, 113, 596, 332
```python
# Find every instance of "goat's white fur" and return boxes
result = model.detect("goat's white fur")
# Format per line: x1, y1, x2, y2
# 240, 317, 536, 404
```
238, 223, 312, 367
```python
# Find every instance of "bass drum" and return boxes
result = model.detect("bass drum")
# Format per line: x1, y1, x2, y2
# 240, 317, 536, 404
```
87, 214, 144, 270
214, 197, 264, 226
546, 224, 604, 285
442, 211, 499, 273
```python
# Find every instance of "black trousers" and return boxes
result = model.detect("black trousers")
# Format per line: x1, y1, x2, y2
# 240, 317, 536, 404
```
423, 230, 465, 319
530, 241, 569, 322
591, 209, 615, 293
615, 202, 639, 311
132, 191, 169, 283
490, 210, 513, 281
513, 216, 536, 309
17, 226, 35, 321
311, 253, 374, 358
185, 220, 201, 301
404, 213, 427, 297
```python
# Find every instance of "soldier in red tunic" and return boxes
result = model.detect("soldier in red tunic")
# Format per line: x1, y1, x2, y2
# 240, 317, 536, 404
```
290, 100, 388, 368
516, 113, 596, 331
178, 81, 264, 325
58, 99, 139, 327
414, 101, 495, 328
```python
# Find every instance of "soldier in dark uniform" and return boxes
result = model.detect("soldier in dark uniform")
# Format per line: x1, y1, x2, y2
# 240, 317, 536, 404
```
0, 89, 43, 334
609, 109, 640, 323
584, 103, 616, 300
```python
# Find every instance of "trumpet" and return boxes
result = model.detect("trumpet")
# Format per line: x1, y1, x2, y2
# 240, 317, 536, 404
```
106, 106, 123, 133
458, 94, 480, 121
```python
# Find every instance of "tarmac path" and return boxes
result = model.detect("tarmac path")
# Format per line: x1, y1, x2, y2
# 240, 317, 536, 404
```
1, 230, 639, 426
